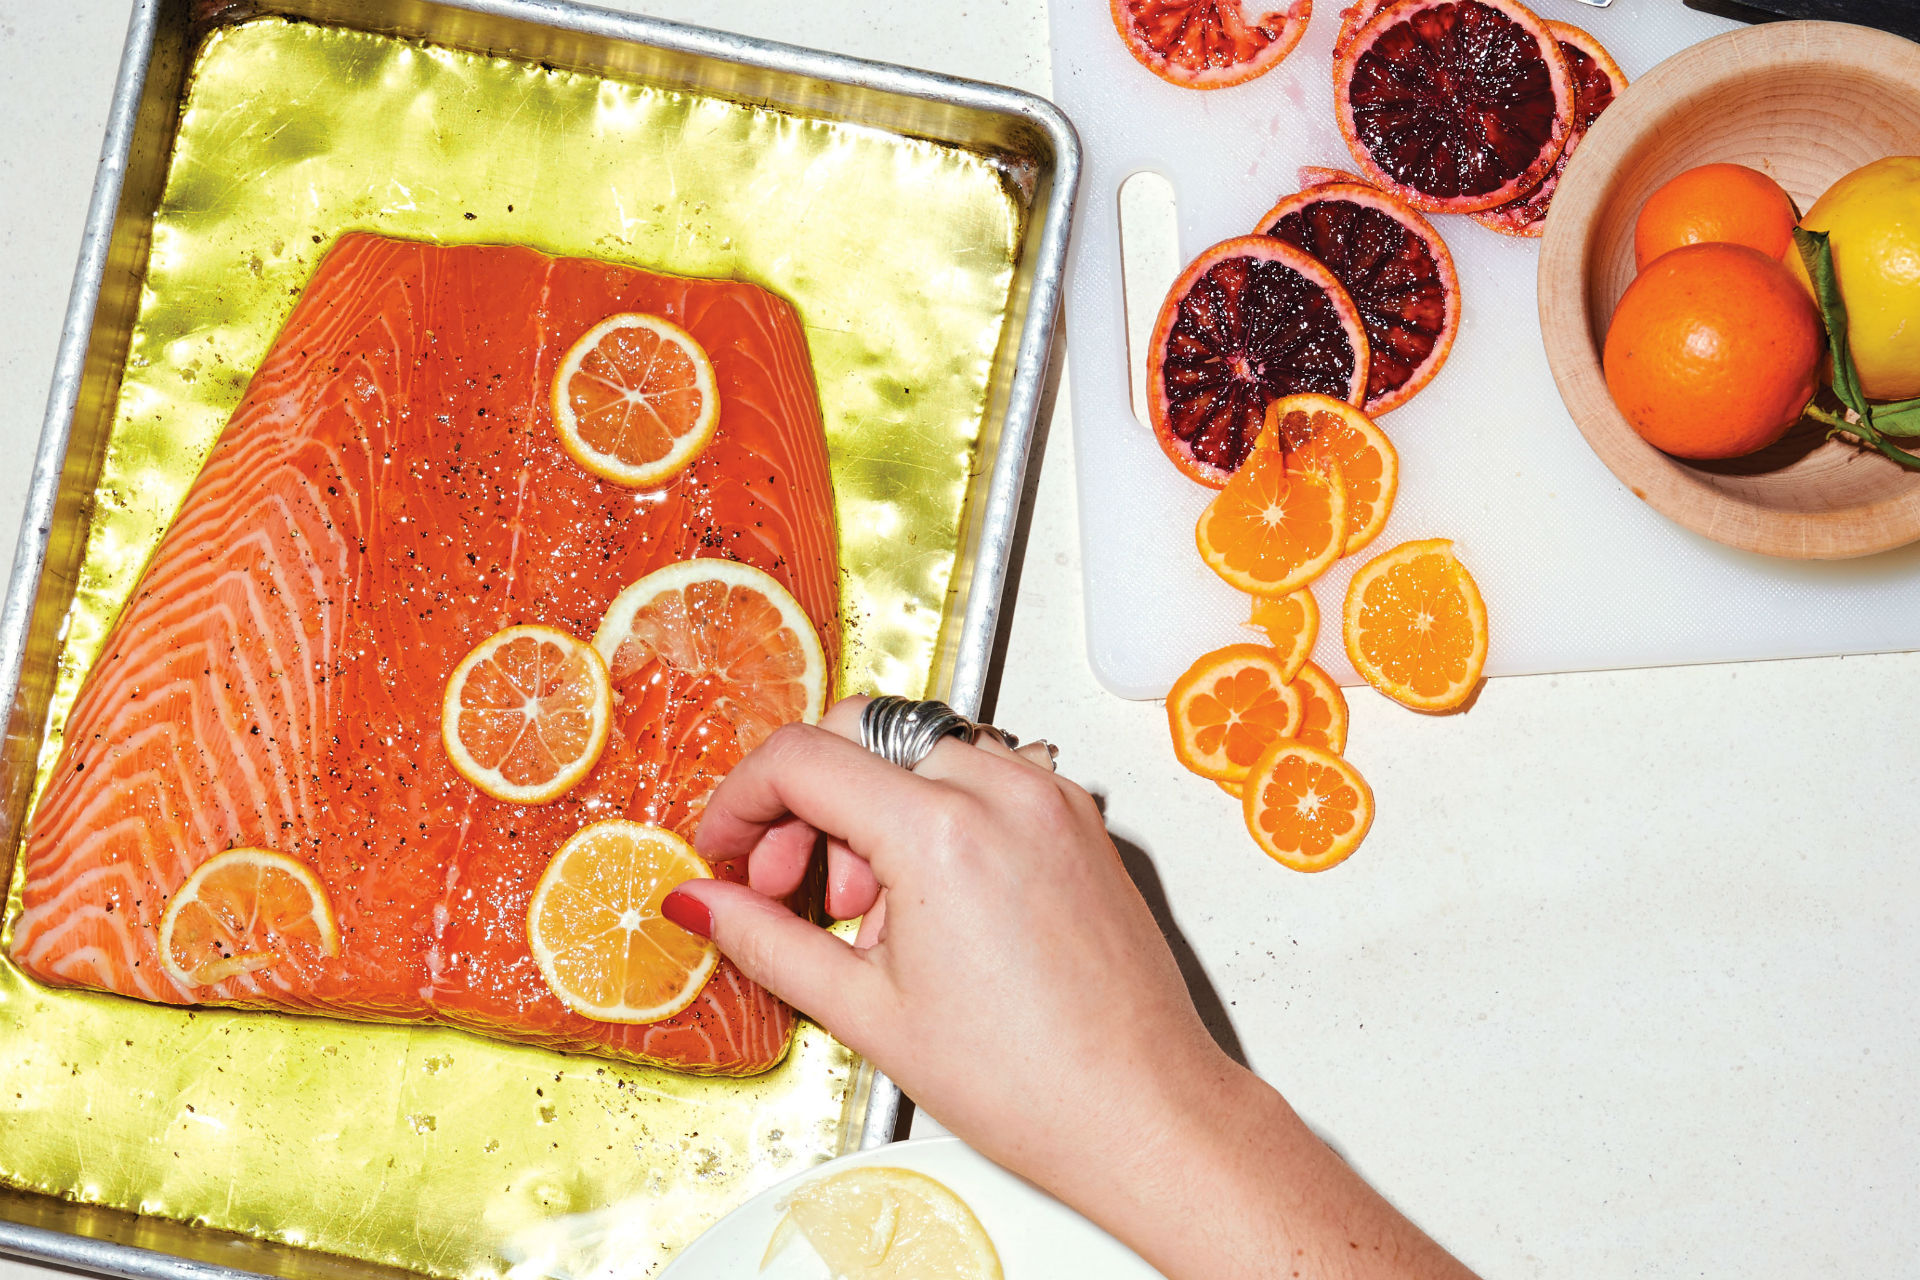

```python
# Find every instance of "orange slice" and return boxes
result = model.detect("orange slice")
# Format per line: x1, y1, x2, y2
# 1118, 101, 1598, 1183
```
1291, 660, 1350, 755
593, 559, 827, 746
1263, 393, 1398, 555
442, 624, 613, 805
527, 819, 718, 1023
1247, 588, 1318, 684
1242, 740, 1374, 872
1343, 539, 1488, 712
553, 313, 719, 488
158, 848, 339, 987
1196, 444, 1347, 596
1167, 644, 1304, 784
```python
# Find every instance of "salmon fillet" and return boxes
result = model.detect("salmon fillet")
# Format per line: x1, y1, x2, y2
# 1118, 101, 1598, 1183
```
8, 233, 839, 1075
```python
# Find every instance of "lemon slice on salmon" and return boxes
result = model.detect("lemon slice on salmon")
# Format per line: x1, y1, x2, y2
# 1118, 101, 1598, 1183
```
441, 624, 613, 805
763, 1166, 1003, 1280
553, 312, 719, 488
527, 820, 718, 1024
159, 848, 339, 988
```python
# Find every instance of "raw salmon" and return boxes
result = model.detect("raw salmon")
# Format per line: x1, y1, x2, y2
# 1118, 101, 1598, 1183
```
8, 233, 840, 1075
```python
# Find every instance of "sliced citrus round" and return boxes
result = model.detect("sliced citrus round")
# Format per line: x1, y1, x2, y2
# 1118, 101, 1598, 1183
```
1167, 643, 1305, 783
1149, 235, 1370, 486
1255, 187, 1459, 415
1335, 0, 1574, 215
1248, 588, 1318, 684
442, 624, 613, 805
1262, 393, 1399, 554
1343, 538, 1488, 712
593, 558, 828, 752
1110, 0, 1313, 90
553, 312, 719, 488
1472, 22, 1627, 238
1242, 739, 1374, 872
1197, 445, 1348, 594
765, 1166, 1003, 1280
526, 819, 718, 1023
158, 848, 339, 988
1291, 660, 1350, 755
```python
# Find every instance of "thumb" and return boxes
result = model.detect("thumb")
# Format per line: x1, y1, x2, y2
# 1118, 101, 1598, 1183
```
662, 880, 876, 1032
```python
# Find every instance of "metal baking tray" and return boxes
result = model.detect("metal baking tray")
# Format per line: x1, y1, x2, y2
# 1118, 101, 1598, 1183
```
0, 0, 1078, 1277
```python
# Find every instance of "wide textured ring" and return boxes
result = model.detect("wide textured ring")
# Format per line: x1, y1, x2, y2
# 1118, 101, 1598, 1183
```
860, 695, 979, 771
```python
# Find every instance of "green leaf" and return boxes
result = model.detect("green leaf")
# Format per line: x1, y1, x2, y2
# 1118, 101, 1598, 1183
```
1793, 227, 1874, 425
1874, 402, 1920, 438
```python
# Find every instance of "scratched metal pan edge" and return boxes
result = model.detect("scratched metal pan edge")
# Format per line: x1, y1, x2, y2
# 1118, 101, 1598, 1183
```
0, 0, 1082, 1276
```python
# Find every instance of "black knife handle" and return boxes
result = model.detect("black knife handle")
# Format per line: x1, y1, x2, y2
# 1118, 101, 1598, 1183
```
1683, 0, 1920, 41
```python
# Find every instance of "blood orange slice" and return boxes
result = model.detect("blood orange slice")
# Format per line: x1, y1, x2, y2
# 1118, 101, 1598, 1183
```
1255, 184, 1460, 414
1111, 0, 1314, 89
1472, 23, 1627, 238
1299, 165, 1371, 189
1334, 0, 1574, 215
1332, 0, 1388, 58
1148, 236, 1370, 486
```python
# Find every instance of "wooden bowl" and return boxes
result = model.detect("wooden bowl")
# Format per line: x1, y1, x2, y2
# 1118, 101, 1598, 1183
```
1539, 21, 1920, 560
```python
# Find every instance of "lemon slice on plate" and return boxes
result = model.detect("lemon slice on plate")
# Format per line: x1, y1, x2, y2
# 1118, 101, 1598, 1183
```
762, 1166, 1002, 1279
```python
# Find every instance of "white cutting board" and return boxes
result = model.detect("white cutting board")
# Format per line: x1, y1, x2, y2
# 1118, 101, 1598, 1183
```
1053, 0, 1920, 699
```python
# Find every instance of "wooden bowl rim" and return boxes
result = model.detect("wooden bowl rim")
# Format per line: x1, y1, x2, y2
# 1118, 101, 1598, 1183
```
1539, 20, 1920, 561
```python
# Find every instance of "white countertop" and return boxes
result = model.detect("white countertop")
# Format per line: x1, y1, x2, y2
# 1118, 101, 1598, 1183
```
4, 3, 1918, 1278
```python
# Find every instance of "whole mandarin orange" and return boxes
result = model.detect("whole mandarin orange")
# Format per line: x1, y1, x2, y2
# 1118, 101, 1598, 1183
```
1633, 163, 1799, 270
1603, 242, 1823, 460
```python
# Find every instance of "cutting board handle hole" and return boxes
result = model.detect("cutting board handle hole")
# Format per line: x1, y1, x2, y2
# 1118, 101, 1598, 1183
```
1118, 170, 1180, 433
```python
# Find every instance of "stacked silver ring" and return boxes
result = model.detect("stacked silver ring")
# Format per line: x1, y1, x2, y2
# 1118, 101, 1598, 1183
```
860, 695, 980, 771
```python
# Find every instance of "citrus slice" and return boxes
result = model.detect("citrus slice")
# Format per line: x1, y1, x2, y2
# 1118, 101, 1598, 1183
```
1149, 236, 1370, 486
764, 1166, 1003, 1280
1335, 0, 1574, 215
1167, 643, 1305, 783
442, 624, 613, 805
1248, 588, 1318, 684
1196, 443, 1348, 595
1290, 660, 1350, 755
1242, 740, 1374, 872
1255, 185, 1460, 415
1343, 538, 1488, 712
158, 848, 339, 988
552, 313, 719, 488
1333, 0, 1387, 57
526, 819, 718, 1023
1299, 165, 1372, 189
1472, 22, 1627, 238
1111, 0, 1313, 90
1263, 393, 1399, 555
592, 559, 827, 754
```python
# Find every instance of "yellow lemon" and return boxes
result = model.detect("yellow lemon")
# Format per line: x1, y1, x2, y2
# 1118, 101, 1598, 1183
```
762, 1167, 1002, 1280
1793, 156, 1920, 400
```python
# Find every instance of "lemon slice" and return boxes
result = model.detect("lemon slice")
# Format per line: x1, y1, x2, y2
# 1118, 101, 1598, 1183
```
159, 848, 339, 988
762, 1166, 1003, 1280
441, 624, 613, 805
526, 819, 717, 1024
553, 312, 719, 488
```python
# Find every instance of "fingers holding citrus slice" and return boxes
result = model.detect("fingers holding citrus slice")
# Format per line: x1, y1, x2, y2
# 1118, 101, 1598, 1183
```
553, 313, 719, 488
1263, 393, 1399, 555
527, 819, 718, 1024
1167, 643, 1305, 783
443, 624, 613, 804
1242, 740, 1374, 872
1248, 588, 1318, 684
158, 848, 339, 988
1290, 660, 1350, 755
1343, 538, 1489, 712
1196, 444, 1348, 595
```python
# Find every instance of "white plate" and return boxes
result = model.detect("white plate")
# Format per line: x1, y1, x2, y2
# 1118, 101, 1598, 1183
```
659, 1136, 1165, 1278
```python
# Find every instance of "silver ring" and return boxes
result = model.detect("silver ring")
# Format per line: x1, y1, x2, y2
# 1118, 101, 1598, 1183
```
860, 695, 979, 771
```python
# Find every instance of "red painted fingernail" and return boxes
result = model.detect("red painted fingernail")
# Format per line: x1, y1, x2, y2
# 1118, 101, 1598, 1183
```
661, 888, 712, 939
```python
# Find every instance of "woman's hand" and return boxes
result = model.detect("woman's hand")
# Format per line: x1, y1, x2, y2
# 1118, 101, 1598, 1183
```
665, 697, 1476, 1280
